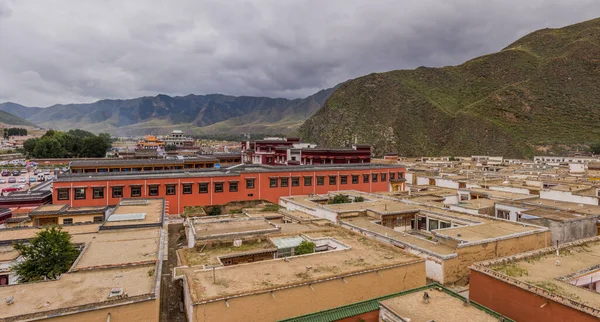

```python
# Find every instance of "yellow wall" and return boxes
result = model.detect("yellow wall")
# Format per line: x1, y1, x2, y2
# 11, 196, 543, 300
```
192, 261, 425, 322
40, 298, 158, 322
61, 214, 102, 225
443, 231, 551, 284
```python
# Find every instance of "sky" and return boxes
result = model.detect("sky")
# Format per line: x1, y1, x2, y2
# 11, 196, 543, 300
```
1, 0, 599, 107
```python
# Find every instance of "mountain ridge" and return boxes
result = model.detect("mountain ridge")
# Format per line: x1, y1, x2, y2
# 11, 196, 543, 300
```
300, 17, 600, 158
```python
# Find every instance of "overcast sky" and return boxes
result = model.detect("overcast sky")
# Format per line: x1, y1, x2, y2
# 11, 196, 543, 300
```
1, 0, 599, 106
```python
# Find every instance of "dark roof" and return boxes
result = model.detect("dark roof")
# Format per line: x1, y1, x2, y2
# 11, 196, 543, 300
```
0, 190, 52, 201
55, 163, 406, 182
0, 207, 11, 215
69, 157, 218, 167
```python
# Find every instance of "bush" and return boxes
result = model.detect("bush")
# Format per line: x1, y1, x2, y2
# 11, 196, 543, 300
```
354, 196, 365, 202
295, 241, 316, 255
205, 206, 222, 216
261, 204, 280, 212
328, 194, 351, 204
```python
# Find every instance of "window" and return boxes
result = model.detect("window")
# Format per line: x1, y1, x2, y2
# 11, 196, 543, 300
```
229, 181, 238, 192
398, 172, 403, 179
497, 210, 510, 220
428, 219, 439, 231
440, 221, 451, 229
131, 186, 142, 197
317, 176, 325, 186
57, 188, 69, 200
304, 176, 312, 186
74, 188, 86, 200
352, 175, 359, 184
214, 182, 224, 193
93, 216, 103, 223
363, 174, 369, 183
166, 184, 176, 195
329, 176, 336, 185
390, 172, 396, 180
63, 218, 73, 225
246, 178, 255, 189
372, 173, 378, 182
148, 185, 159, 196
340, 175, 348, 184
291, 177, 300, 186
381, 173, 387, 182
183, 183, 192, 194
281, 177, 289, 187
270, 178, 278, 188
112, 186, 123, 198
199, 183, 208, 194
92, 187, 104, 199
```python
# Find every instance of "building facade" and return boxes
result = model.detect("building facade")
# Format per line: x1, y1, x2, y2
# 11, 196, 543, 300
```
164, 130, 194, 148
52, 164, 405, 215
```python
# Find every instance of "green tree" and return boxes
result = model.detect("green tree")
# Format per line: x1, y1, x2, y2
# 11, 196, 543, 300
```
80, 136, 109, 157
23, 138, 38, 155
165, 144, 177, 151
3, 128, 8, 139
33, 137, 65, 158
590, 143, 600, 154
328, 194, 351, 204
295, 241, 316, 255
354, 196, 365, 202
41, 129, 56, 139
12, 226, 80, 282
67, 129, 95, 139
98, 132, 113, 148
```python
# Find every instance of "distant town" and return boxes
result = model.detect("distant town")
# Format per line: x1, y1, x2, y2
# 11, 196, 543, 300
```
0, 125, 598, 322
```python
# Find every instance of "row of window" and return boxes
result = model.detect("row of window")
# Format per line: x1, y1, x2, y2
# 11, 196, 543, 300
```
56, 172, 403, 200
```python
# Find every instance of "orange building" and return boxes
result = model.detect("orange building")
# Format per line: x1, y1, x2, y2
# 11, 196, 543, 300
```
52, 164, 406, 215
137, 135, 165, 149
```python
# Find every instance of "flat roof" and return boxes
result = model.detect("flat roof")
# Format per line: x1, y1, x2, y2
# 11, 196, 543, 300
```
432, 221, 538, 243
473, 237, 600, 317
501, 198, 600, 216
175, 224, 422, 303
0, 246, 19, 262
380, 286, 500, 322
0, 224, 101, 244
102, 199, 164, 228
70, 157, 217, 167
465, 188, 536, 201
31, 204, 67, 212
194, 219, 276, 238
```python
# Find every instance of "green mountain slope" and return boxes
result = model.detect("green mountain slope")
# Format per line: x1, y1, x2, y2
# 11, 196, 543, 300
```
0, 88, 335, 136
300, 18, 600, 157
0, 104, 37, 127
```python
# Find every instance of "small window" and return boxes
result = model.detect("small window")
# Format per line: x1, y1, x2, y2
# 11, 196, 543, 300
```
166, 184, 176, 195
183, 183, 192, 194
363, 174, 369, 183
381, 173, 387, 182
199, 183, 209, 194
281, 177, 289, 187
57, 188, 69, 200
372, 173, 378, 182
93, 216, 103, 223
148, 185, 159, 196
63, 218, 73, 225
291, 177, 300, 187
270, 178, 278, 188
304, 176, 312, 186
352, 175, 359, 184
340, 175, 348, 185
92, 187, 104, 199
390, 172, 396, 180
229, 181, 238, 192
398, 172, 403, 179
246, 178, 255, 189
428, 219, 439, 231
131, 186, 142, 197
329, 176, 336, 185
74, 188, 86, 200
112, 186, 123, 198
214, 182, 224, 193
317, 176, 325, 186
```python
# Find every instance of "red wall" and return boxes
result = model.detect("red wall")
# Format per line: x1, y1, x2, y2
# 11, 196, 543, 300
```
53, 167, 405, 214
337, 310, 378, 322
469, 270, 598, 322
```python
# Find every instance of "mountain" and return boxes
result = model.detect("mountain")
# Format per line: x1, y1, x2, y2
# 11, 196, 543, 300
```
0, 88, 336, 136
0, 103, 37, 127
300, 18, 600, 158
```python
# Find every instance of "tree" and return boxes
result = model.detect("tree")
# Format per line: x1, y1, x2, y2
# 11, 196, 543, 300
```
12, 226, 80, 282
23, 138, 38, 155
33, 137, 65, 158
295, 241, 316, 255
98, 132, 113, 148
165, 144, 177, 151
80, 136, 109, 157
328, 194, 351, 204
591, 143, 600, 155
3, 128, 7, 139
41, 129, 56, 139
354, 196, 365, 202
7, 128, 27, 136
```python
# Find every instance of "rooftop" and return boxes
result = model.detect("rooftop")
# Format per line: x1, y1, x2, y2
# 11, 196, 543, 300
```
102, 199, 164, 228
473, 237, 600, 318
193, 218, 277, 238
174, 223, 422, 303
70, 157, 217, 167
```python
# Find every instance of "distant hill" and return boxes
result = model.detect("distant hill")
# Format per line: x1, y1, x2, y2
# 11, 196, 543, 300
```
0, 87, 336, 136
300, 18, 600, 158
0, 104, 37, 127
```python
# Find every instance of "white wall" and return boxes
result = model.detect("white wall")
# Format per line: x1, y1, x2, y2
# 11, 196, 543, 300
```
539, 190, 599, 206
416, 176, 430, 186
495, 204, 528, 222
489, 186, 530, 195
405, 173, 414, 184
435, 178, 459, 189
569, 163, 586, 173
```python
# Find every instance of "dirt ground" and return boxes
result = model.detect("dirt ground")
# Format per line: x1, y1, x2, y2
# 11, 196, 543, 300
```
160, 223, 187, 322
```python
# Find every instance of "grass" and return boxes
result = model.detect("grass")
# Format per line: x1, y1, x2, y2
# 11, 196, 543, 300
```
493, 263, 529, 277
261, 204, 281, 212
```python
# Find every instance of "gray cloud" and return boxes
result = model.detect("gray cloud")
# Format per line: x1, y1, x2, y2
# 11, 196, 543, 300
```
0, 0, 599, 106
